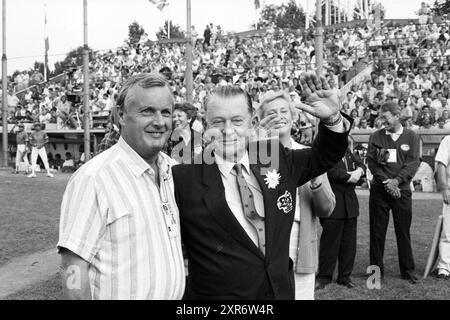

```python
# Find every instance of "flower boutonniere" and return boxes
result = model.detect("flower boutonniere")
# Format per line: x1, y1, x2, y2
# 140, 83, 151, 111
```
264, 169, 281, 189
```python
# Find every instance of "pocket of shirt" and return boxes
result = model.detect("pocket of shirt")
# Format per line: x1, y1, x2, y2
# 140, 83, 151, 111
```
106, 208, 132, 226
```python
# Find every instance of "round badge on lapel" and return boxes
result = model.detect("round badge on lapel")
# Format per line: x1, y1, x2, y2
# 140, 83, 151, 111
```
277, 191, 293, 214
400, 144, 410, 152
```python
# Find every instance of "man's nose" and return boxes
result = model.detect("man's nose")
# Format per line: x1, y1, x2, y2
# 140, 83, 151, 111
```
153, 112, 165, 127
222, 120, 234, 135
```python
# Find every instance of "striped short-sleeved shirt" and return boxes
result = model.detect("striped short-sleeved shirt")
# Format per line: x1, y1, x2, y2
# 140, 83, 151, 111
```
57, 137, 185, 300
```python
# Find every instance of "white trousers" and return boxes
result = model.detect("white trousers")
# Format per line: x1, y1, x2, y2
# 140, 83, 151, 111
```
30, 146, 50, 173
438, 204, 450, 274
294, 273, 315, 300
15, 144, 29, 167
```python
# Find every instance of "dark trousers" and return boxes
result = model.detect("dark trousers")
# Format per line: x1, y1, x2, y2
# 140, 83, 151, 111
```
369, 184, 415, 276
318, 217, 357, 282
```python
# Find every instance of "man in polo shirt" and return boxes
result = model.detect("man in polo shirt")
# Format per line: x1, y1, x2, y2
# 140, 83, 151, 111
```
58, 73, 185, 299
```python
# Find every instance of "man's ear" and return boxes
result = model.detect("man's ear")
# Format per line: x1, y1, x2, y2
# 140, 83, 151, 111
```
118, 107, 125, 128
251, 115, 260, 127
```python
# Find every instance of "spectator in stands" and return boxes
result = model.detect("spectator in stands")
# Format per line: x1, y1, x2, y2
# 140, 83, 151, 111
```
97, 106, 121, 154
358, 118, 369, 130
52, 153, 64, 170
203, 25, 211, 48
349, 108, 360, 129
61, 152, 76, 173
7, 89, 19, 113
39, 108, 52, 125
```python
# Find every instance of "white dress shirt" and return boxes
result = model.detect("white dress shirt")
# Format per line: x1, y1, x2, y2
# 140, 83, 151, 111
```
216, 152, 265, 246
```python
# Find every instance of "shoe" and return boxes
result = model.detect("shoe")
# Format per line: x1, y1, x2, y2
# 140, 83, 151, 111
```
46, 172, 54, 178
12, 170, 18, 174
336, 279, 355, 288
27, 173, 36, 178
436, 269, 450, 280
401, 271, 418, 284
315, 278, 331, 290
436, 273, 450, 280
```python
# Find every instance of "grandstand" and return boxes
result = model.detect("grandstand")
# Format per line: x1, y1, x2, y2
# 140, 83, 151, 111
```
2, 14, 450, 168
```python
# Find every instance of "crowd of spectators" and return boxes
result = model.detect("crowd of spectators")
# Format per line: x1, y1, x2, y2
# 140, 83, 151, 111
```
3, 18, 450, 143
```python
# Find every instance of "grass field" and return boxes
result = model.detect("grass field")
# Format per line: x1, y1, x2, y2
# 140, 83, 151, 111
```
0, 170, 71, 266
1, 170, 449, 300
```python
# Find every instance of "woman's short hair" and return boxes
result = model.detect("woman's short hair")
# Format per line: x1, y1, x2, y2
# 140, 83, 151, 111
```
174, 102, 197, 119
255, 90, 298, 122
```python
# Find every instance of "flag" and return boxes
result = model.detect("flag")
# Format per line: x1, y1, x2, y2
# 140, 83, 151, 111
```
149, 0, 169, 11
254, 0, 260, 10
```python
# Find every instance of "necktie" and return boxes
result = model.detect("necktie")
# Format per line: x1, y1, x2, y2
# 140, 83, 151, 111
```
233, 163, 266, 255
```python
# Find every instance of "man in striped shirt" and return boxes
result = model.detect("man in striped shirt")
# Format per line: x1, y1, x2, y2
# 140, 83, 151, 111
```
58, 73, 185, 299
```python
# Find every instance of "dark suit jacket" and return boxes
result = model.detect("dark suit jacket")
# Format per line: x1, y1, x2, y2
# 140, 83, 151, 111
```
326, 149, 366, 219
173, 117, 351, 300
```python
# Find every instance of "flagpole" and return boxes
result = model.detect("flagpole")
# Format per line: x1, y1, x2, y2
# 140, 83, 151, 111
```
337, 0, 341, 24
167, 3, 171, 39
305, 0, 309, 30
347, 0, 351, 21
83, 0, 90, 161
44, 3, 48, 82
186, 0, 193, 103
1, 0, 8, 168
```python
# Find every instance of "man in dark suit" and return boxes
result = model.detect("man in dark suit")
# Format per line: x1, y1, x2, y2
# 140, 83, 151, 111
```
316, 147, 366, 290
173, 73, 352, 300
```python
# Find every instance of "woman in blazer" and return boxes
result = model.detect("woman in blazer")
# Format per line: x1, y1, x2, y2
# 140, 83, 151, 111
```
256, 90, 336, 299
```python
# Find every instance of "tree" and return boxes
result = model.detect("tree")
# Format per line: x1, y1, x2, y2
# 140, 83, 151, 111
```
431, 0, 450, 16
353, 0, 386, 20
258, 0, 306, 30
156, 20, 185, 40
52, 46, 92, 77
128, 21, 146, 46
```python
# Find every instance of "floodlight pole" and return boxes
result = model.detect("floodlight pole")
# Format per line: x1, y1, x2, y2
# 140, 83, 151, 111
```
83, 0, 90, 161
315, 0, 324, 76
2, 0, 8, 168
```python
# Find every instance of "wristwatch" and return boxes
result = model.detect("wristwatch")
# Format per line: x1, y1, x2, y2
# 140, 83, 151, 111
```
323, 113, 343, 126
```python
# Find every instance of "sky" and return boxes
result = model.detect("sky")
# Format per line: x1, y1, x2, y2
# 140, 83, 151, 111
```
0, 0, 430, 75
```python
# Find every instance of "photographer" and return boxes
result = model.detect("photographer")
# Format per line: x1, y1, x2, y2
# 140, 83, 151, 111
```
367, 102, 420, 283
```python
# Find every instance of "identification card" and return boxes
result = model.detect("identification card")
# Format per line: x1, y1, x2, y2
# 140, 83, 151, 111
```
161, 202, 178, 238
387, 149, 397, 163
